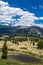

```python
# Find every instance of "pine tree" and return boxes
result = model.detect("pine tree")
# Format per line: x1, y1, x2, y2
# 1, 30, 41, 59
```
2, 39, 8, 59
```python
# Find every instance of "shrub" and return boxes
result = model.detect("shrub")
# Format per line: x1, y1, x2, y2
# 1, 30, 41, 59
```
15, 37, 28, 42
37, 40, 43, 49
8, 49, 15, 51
31, 37, 39, 42
33, 41, 35, 46
15, 41, 19, 45
1, 40, 8, 59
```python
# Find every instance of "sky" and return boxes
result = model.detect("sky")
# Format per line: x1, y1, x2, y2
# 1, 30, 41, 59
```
0, 0, 43, 27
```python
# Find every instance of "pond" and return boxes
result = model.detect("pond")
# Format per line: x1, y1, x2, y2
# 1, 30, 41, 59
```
8, 54, 41, 63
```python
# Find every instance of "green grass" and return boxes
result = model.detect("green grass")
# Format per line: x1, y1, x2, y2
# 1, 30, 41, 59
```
0, 58, 43, 65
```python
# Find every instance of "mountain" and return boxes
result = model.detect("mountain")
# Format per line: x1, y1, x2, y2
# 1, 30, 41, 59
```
0, 25, 43, 38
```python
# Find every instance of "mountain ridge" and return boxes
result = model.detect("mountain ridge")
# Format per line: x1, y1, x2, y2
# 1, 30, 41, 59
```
0, 25, 43, 38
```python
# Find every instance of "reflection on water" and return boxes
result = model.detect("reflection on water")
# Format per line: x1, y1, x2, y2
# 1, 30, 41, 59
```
8, 54, 41, 63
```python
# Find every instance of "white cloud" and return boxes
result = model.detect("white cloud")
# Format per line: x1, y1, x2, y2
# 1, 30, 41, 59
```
34, 24, 43, 28
0, 0, 43, 28
39, 17, 43, 20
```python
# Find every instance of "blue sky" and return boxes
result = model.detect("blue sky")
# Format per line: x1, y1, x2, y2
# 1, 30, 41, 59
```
0, 0, 43, 27
2, 0, 43, 17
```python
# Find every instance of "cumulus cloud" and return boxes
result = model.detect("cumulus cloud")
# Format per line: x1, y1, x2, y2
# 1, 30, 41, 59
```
34, 24, 43, 28
0, 0, 43, 27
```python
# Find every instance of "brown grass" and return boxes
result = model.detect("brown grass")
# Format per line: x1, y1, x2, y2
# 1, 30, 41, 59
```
0, 40, 43, 55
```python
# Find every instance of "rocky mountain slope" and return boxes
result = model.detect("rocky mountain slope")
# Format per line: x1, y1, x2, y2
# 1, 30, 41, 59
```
0, 25, 43, 38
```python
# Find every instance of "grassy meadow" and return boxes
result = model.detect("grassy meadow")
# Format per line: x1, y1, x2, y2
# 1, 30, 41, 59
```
0, 36, 43, 65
